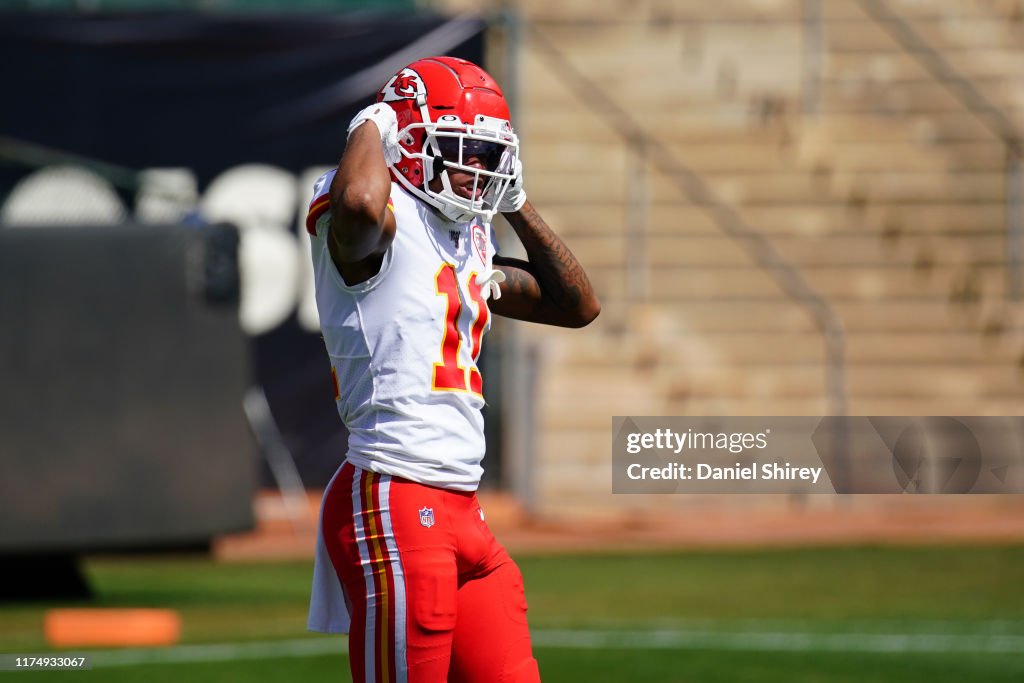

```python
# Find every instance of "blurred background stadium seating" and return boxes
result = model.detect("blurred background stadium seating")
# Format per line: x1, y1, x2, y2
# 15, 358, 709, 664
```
471, 0, 1024, 520
2, 0, 1024, 573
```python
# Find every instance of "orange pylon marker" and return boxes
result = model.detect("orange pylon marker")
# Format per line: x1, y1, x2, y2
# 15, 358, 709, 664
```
44, 608, 181, 647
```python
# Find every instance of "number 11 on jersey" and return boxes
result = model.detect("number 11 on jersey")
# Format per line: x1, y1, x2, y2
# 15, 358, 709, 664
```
432, 263, 488, 395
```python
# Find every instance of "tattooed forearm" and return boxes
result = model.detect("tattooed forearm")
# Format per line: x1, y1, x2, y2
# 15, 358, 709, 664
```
492, 200, 600, 327
498, 261, 543, 302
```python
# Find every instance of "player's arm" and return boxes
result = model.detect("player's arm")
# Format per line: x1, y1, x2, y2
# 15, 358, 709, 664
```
327, 105, 398, 276
490, 200, 600, 328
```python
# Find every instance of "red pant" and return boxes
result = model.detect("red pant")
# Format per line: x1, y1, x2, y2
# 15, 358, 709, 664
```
322, 462, 541, 683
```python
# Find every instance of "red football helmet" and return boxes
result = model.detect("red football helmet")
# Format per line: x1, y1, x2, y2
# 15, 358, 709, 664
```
377, 56, 519, 223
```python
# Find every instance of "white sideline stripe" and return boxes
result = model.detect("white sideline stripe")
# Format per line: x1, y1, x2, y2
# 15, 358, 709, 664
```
85, 628, 1024, 667
542, 617, 1024, 633
90, 639, 340, 667
532, 629, 1024, 654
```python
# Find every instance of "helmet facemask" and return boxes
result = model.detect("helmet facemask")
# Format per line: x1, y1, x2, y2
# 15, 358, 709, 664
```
398, 113, 519, 223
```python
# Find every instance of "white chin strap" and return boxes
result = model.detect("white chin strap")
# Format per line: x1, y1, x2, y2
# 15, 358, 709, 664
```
432, 166, 491, 223
477, 269, 505, 301
435, 178, 478, 223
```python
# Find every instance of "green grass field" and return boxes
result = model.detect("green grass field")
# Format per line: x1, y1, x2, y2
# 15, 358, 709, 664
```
2, 545, 1023, 681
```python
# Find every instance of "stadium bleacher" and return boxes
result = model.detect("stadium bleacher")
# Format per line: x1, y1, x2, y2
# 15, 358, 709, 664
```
495, 0, 1024, 514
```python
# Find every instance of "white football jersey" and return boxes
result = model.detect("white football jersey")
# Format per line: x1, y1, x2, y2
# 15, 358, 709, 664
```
305, 170, 498, 490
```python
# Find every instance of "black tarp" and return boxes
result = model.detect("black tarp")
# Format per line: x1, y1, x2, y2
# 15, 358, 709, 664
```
0, 11, 486, 186
0, 223, 254, 552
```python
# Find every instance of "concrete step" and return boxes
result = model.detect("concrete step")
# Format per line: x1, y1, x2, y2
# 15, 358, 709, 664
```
521, 108, 790, 147
521, 0, 807, 23
827, 48, 1024, 82
540, 331, 1020, 373
558, 328, 1020, 368
524, 300, 1018, 347
585, 264, 1011, 305
560, 233, 971, 268
642, 264, 1010, 301
538, 387, 1024, 429
808, 139, 1007, 172
534, 203, 1009, 242
822, 83, 1023, 115
907, 15, 1024, 52
543, 363, 1024, 401
805, 111, 998, 145
586, 299, 1015, 333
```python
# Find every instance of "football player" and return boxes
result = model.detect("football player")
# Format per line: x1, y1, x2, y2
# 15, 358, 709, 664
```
306, 56, 599, 683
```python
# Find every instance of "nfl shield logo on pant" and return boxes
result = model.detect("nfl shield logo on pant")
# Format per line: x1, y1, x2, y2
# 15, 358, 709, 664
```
419, 507, 435, 528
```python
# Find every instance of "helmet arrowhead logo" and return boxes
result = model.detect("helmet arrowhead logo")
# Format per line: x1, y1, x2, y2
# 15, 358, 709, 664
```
393, 75, 418, 96
381, 68, 426, 102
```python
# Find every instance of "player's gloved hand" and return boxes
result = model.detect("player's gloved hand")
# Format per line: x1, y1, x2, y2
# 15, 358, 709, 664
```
495, 157, 527, 213
347, 103, 402, 166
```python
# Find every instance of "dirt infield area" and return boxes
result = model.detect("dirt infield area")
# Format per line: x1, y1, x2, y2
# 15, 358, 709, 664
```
214, 491, 1024, 561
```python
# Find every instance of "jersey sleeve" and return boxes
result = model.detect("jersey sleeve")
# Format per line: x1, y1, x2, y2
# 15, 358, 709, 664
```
305, 170, 397, 238
305, 169, 336, 237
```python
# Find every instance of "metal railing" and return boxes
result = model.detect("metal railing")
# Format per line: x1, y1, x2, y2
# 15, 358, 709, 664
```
801, 0, 825, 117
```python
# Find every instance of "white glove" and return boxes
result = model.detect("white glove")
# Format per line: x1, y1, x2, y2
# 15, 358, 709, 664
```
347, 103, 402, 166
495, 157, 527, 213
